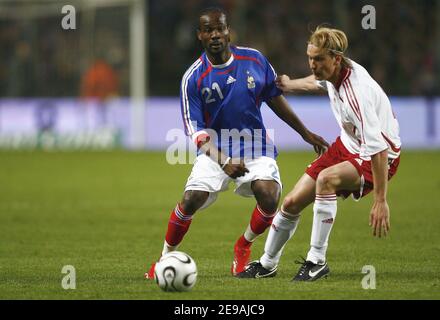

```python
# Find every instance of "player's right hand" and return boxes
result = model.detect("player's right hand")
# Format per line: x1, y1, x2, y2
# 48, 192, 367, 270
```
222, 158, 249, 179
275, 74, 291, 92
369, 199, 390, 238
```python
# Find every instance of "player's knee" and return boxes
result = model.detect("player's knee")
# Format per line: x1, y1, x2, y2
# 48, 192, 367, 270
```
316, 170, 338, 191
281, 197, 303, 216
256, 188, 280, 214
181, 191, 209, 214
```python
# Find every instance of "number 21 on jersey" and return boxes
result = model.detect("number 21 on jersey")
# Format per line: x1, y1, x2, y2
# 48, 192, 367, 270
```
202, 82, 224, 104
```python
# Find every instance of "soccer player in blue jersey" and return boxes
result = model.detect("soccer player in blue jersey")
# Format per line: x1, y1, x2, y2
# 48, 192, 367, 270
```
145, 7, 328, 279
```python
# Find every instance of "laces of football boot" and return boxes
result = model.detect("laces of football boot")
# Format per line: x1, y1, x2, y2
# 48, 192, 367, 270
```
294, 256, 313, 275
244, 261, 260, 274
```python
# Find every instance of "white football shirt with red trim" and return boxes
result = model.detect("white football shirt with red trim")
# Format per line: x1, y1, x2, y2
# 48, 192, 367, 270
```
317, 59, 401, 160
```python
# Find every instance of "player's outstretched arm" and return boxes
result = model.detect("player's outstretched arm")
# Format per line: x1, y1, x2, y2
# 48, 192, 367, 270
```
369, 149, 390, 238
275, 74, 323, 93
267, 95, 329, 154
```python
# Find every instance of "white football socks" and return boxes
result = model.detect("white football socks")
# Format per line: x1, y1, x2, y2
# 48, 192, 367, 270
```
306, 194, 337, 264
260, 209, 300, 270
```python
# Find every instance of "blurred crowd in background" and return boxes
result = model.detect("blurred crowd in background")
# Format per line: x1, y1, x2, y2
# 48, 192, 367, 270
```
0, 0, 438, 98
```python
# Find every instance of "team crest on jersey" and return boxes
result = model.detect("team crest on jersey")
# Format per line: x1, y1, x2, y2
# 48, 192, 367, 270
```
246, 71, 255, 89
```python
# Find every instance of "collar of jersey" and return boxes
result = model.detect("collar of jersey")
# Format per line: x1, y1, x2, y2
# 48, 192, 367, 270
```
334, 67, 351, 91
207, 54, 234, 69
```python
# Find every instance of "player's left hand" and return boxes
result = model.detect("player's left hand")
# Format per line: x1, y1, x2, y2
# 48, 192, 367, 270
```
369, 200, 390, 238
302, 130, 329, 155
275, 74, 291, 92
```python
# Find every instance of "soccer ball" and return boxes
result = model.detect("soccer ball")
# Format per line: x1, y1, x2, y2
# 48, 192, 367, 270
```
154, 251, 197, 292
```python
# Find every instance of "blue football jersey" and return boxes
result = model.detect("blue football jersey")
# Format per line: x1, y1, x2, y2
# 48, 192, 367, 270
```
180, 46, 282, 159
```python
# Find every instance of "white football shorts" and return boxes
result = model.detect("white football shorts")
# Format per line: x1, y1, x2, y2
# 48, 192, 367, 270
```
184, 154, 282, 210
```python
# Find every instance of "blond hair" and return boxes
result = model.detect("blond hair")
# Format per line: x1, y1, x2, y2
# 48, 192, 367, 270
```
308, 26, 352, 68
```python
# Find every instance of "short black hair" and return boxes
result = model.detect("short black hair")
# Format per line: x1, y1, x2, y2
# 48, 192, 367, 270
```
198, 7, 229, 28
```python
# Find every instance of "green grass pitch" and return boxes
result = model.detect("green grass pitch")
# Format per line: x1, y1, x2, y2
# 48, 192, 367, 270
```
1, 150, 439, 300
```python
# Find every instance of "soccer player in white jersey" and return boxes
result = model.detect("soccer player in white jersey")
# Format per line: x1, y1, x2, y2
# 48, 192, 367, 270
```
237, 26, 401, 281
144, 8, 329, 280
